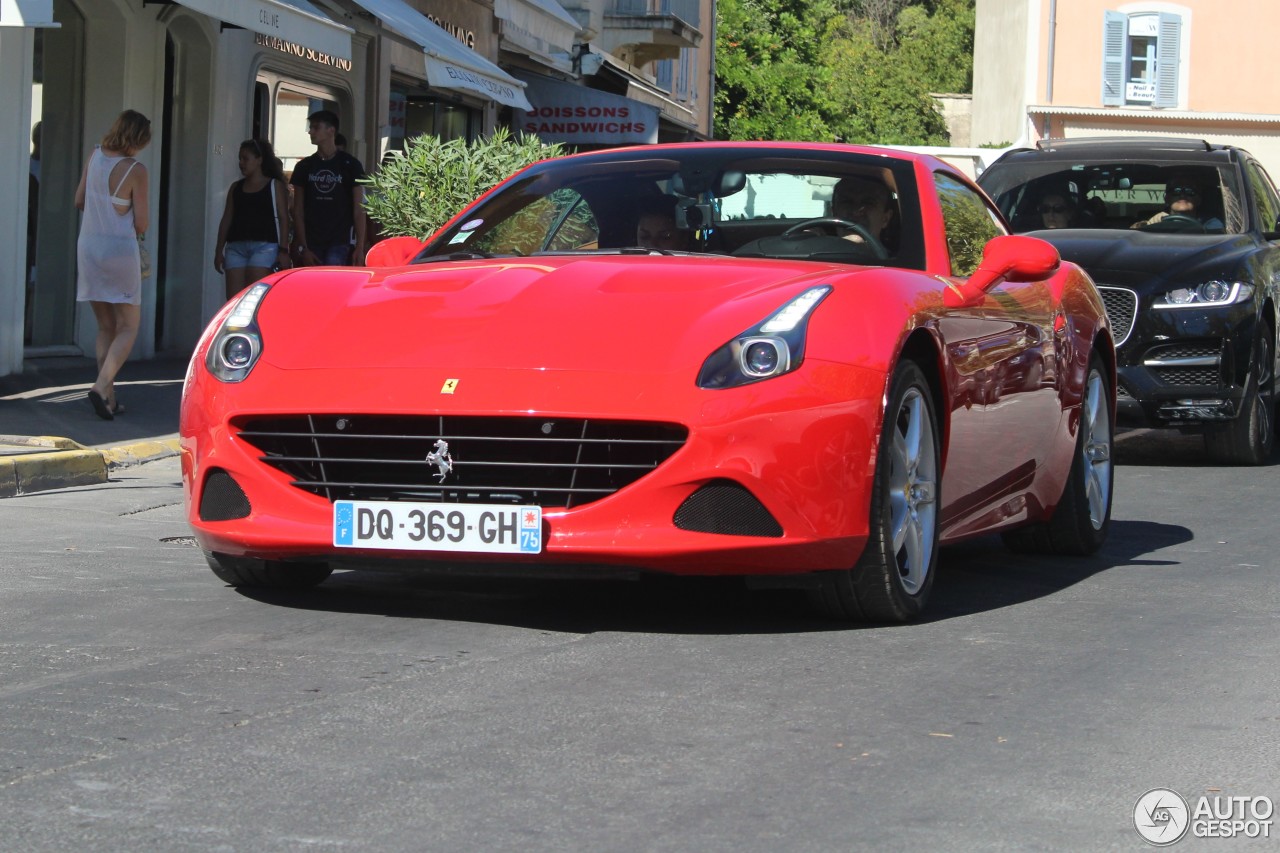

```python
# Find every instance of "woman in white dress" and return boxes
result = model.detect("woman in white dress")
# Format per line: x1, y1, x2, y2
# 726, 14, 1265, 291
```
74, 109, 151, 420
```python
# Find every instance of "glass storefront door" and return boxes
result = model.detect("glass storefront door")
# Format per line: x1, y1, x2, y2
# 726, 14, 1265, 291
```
25, 0, 84, 351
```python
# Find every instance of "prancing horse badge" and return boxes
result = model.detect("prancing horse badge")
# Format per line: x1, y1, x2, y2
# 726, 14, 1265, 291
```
441, 379, 458, 394
426, 439, 454, 482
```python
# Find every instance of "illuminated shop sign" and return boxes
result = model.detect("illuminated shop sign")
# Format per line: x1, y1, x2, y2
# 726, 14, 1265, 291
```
423, 13, 476, 49
256, 33, 353, 71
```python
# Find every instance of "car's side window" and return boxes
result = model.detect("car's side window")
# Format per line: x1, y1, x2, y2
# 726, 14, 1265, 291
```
1244, 160, 1280, 236
935, 173, 1005, 277
472, 189, 599, 254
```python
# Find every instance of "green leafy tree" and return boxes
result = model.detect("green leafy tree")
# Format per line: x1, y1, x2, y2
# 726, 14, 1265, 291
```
894, 0, 975, 94
360, 127, 565, 239
714, 0, 844, 140
715, 0, 974, 146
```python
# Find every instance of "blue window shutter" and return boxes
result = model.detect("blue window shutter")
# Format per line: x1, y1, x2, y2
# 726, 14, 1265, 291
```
1102, 11, 1127, 106
1154, 13, 1182, 108
656, 58, 673, 91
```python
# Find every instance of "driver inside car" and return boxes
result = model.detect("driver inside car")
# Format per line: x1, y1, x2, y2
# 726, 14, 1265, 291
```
830, 175, 898, 248
1131, 174, 1224, 231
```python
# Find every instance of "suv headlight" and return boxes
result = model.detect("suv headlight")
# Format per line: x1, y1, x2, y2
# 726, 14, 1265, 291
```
1155, 281, 1253, 309
205, 283, 270, 382
698, 286, 831, 389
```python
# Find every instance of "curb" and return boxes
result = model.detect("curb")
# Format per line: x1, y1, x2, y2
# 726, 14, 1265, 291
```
0, 436, 182, 498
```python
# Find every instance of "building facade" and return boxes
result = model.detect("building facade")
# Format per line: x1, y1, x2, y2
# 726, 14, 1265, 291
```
0, 0, 713, 377
972, 0, 1280, 176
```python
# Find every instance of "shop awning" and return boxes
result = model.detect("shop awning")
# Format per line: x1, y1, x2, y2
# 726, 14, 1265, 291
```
348, 0, 533, 111
514, 73, 658, 145
494, 0, 580, 52
0, 0, 58, 27
173, 0, 352, 60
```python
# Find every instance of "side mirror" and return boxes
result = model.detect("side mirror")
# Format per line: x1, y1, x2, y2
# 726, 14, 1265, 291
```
364, 235, 426, 267
944, 235, 1061, 308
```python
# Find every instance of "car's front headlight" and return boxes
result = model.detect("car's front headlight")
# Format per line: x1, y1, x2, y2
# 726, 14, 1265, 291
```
697, 286, 831, 389
205, 282, 270, 382
1154, 281, 1254, 309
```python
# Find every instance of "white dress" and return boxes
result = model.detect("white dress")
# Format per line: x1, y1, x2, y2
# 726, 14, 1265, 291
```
76, 147, 142, 305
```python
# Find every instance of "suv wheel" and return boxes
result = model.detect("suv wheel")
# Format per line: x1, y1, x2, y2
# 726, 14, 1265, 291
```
1204, 329, 1275, 465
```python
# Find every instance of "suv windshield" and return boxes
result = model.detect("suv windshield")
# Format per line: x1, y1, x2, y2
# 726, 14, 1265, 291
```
980, 159, 1244, 235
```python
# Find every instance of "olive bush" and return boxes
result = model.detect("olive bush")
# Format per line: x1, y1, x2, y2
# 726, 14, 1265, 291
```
361, 127, 566, 239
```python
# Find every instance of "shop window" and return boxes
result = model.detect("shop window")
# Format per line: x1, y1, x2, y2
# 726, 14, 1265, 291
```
384, 92, 481, 153
253, 81, 270, 141
270, 86, 338, 175
1102, 10, 1182, 108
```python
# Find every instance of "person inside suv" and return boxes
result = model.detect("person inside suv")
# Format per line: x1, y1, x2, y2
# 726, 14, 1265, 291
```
1131, 173, 1224, 232
1037, 190, 1078, 229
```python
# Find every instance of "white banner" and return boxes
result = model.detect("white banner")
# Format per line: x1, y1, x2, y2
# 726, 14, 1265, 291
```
515, 75, 659, 145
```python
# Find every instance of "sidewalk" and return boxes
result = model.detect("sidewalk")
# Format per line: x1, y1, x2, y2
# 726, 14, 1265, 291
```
0, 355, 188, 498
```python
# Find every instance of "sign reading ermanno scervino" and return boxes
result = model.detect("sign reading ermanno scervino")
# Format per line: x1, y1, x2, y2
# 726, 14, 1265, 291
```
256, 33, 353, 71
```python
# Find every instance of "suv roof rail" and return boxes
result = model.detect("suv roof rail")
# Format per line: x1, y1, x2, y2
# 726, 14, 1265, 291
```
1035, 136, 1215, 152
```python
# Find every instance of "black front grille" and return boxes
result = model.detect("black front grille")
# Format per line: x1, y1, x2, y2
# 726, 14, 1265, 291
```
674, 480, 783, 537
1149, 343, 1220, 360
237, 415, 687, 509
1097, 286, 1138, 346
1146, 342, 1222, 387
199, 468, 251, 521
1152, 367, 1219, 386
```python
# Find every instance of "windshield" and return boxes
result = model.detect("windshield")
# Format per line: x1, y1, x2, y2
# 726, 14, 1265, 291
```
980, 158, 1244, 235
419, 148, 928, 271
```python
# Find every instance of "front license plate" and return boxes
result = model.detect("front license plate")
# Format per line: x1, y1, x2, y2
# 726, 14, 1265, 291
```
333, 500, 542, 554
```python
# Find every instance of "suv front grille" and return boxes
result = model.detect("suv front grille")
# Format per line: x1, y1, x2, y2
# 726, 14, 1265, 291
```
1153, 367, 1219, 385
1145, 342, 1222, 387
1096, 286, 1138, 346
237, 415, 688, 509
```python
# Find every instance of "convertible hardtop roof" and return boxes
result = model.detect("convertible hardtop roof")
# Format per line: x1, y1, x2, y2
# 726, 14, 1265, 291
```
988, 136, 1246, 166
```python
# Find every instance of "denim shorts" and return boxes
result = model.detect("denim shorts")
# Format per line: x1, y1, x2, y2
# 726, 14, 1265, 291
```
225, 240, 280, 270
309, 241, 353, 266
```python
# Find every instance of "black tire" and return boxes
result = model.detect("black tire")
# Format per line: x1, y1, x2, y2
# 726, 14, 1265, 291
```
811, 361, 940, 622
1204, 329, 1275, 465
205, 551, 332, 589
1002, 351, 1113, 555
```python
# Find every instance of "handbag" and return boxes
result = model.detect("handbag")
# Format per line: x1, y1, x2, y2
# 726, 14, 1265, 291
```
138, 235, 151, 279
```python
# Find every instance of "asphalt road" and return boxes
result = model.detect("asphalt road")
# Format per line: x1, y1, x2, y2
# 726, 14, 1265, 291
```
1, 429, 1277, 852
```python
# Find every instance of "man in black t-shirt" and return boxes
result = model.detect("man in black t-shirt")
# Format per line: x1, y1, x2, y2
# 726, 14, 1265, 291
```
290, 110, 367, 266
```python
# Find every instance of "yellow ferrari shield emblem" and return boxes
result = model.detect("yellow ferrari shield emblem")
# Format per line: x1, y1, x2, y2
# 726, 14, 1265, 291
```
441, 379, 459, 394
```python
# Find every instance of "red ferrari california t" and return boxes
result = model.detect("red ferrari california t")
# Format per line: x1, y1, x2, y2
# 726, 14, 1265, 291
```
181, 142, 1115, 622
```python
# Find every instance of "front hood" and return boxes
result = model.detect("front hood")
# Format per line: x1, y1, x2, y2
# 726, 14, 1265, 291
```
256, 255, 848, 373
1030, 229, 1258, 291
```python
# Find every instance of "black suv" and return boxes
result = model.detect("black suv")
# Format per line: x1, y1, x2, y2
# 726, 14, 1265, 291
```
979, 137, 1280, 464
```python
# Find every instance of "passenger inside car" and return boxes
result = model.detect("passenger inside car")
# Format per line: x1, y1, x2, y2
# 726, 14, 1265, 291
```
1082, 196, 1108, 227
633, 194, 693, 251
831, 175, 899, 250
1131, 173, 1225, 232
1036, 190, 1078, 229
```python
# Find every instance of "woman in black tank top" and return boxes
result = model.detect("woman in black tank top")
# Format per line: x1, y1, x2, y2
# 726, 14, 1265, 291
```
214, 139, 292, 300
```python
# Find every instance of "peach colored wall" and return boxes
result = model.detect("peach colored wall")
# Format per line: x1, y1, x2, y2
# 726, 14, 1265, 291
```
1037, 0, 1277, 113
